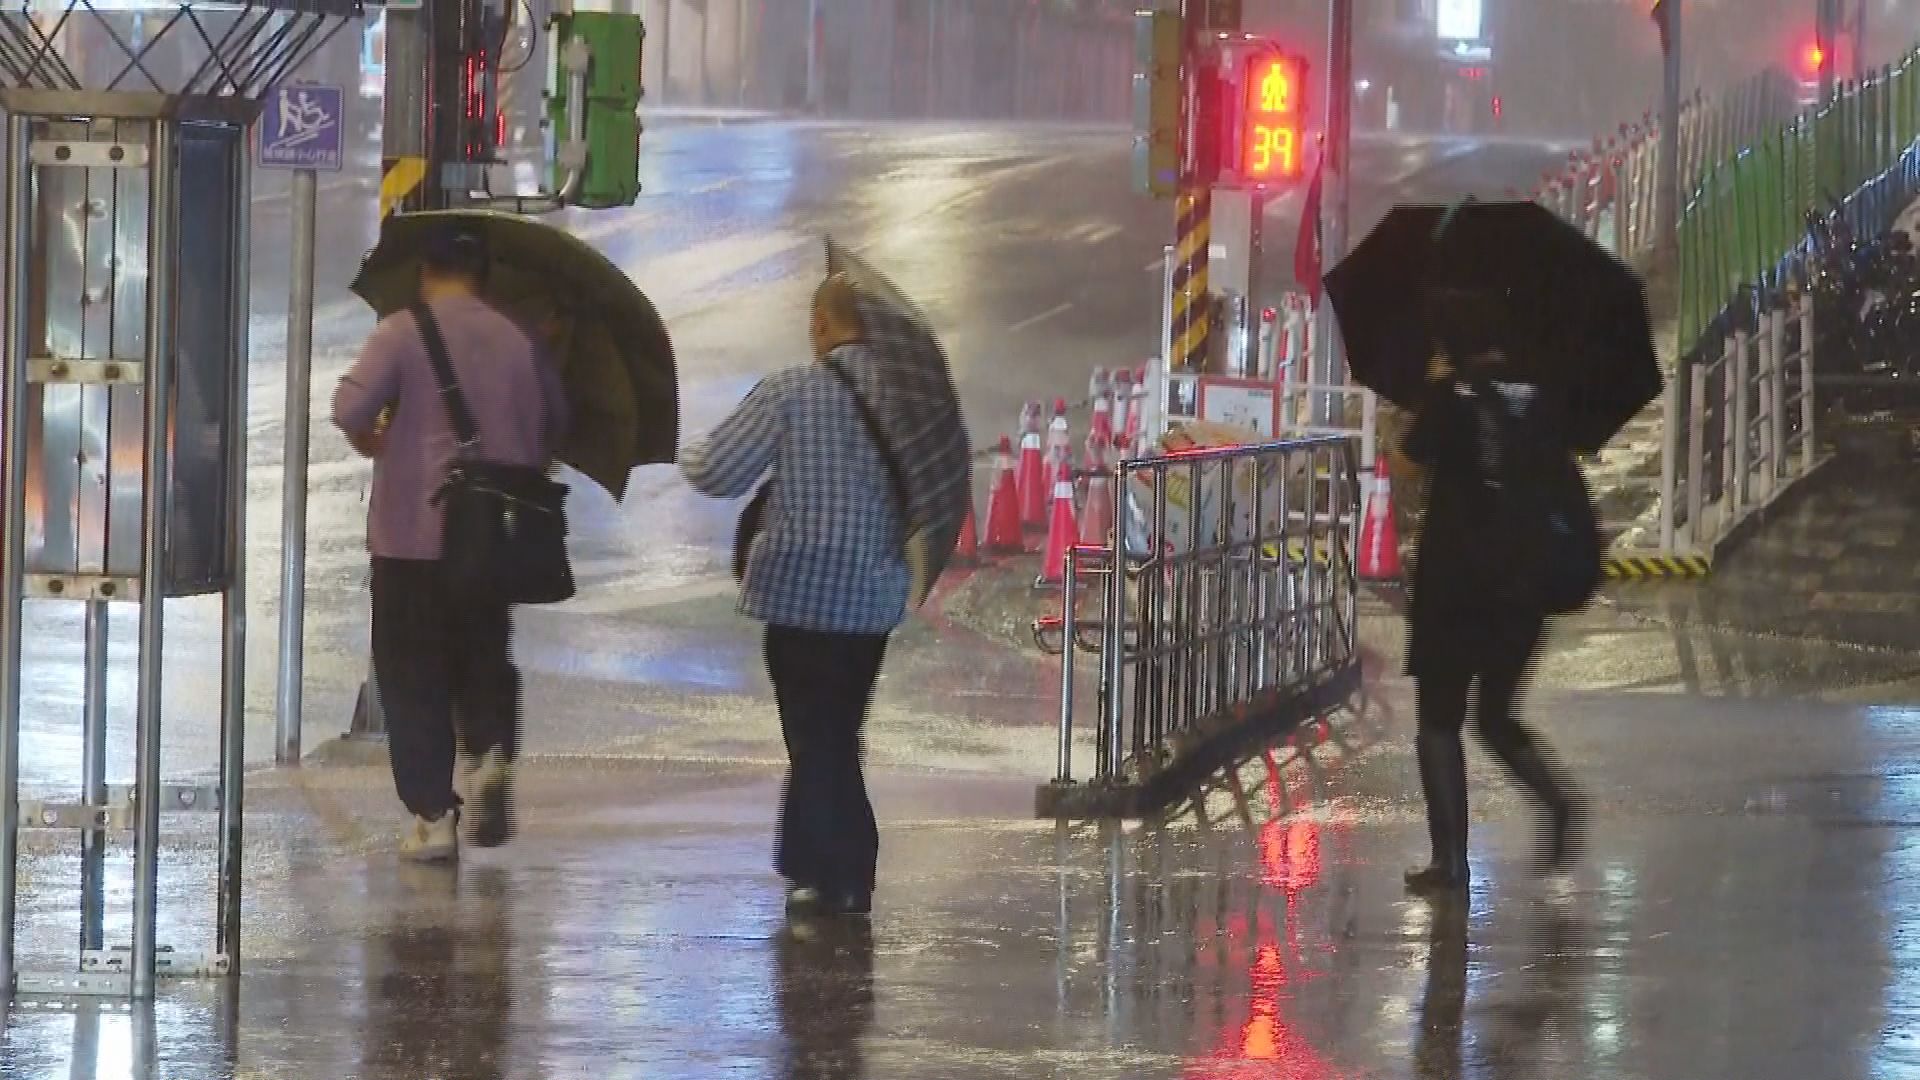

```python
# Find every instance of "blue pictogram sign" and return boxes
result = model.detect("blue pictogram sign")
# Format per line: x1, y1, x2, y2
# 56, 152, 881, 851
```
259, 84, 345, 171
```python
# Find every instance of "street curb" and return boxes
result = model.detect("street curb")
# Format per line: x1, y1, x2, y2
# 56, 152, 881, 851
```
1602, 554, 1712, 581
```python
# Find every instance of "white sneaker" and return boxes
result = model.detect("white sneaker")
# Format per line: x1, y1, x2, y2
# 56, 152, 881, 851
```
457, 752, 482, 803
401, 811, 459, 864
464, 748, 516, 849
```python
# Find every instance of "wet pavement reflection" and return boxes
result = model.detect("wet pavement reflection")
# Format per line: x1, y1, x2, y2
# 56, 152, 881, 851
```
4, 668, 1914, 1077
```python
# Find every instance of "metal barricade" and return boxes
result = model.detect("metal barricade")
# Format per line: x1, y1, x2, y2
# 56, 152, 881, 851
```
1037, 437, 1363, 818
0, 0, 359, 1003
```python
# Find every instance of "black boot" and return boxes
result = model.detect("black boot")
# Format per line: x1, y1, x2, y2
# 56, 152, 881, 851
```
1406, 727, 1469, 896
1484, 730, 1583, 876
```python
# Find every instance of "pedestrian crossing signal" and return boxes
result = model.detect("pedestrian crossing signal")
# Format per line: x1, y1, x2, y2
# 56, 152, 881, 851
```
1238, 49, 1308, 185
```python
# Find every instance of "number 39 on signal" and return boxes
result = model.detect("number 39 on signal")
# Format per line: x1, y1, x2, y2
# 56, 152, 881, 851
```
1248, 122, 1299, 180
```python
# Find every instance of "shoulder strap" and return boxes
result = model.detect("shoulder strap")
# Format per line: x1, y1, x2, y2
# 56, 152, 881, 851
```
822, 358, 911, 523
412, 302, 479, 452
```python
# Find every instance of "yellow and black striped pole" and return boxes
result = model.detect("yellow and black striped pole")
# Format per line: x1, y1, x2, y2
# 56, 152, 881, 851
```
1171, 186, 1211, 371
378, 154, 429, 221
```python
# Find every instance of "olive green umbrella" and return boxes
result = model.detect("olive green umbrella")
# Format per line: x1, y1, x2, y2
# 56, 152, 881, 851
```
349, 209, 678, 501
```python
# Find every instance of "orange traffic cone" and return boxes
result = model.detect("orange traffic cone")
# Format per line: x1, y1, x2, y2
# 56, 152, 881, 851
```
1357, 471, 1402, 581
1017, 405, 1047, 533
984, 436, 1026, 555
953, 502, 980, 565
1079, 435, 1115, 547
1035, 474, 1079, 588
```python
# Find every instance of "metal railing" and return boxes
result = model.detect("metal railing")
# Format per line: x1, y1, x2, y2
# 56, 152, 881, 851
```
1539, 70, 1801, 266
1662, 288, 1819, 554
1040, 437, 1362, 817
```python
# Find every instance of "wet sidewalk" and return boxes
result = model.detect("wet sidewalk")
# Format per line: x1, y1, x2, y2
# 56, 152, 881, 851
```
7, 650, 1920, 1078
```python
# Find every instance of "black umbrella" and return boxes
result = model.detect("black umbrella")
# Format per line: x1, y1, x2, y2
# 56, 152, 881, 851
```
351, 209, 678, 501
823, 239, 972, 608
1324, 200, 1661, 454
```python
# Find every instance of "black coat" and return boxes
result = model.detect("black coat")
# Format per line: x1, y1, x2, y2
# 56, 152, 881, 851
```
1402, 373, 1586, 677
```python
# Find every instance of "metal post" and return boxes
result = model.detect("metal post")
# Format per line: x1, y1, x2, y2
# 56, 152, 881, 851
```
1610, 157, 1628, 255
696, 0, 711, 104
79, 602, 109, 953
1852, 0, 1866, 83
736, 0, 751, 107
1658, 346, 1683, 552
1104, 462, 1129, 782
1752, 308, 1774, 492
1686, 357, 1708, 548
1056, 553, 1078, 783
653, 0, 670, 104
925, 0, 939, 116
132, 117, 178, 1001
1800, 292, 1818, 472
275, 169, 317, 766
1320, 0, 1353, 423
217, 138, 252, 969
1729, 324, 1749, 513
1154, 243, 1174, 437
1657, 0, 1683, 261
0, 111, 32, 1000
805, 0, 821, 112
1767, 302, 1789, 487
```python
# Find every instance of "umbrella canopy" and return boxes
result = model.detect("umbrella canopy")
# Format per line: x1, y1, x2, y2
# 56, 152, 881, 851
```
1324, 200, 1661, 454
350, 209, 678, 501
824, 239, 972, 608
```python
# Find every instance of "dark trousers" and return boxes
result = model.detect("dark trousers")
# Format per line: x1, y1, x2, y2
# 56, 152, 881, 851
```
372, 557, 521, 819
765, 625, 889, 897
1413, 614, 1569, 868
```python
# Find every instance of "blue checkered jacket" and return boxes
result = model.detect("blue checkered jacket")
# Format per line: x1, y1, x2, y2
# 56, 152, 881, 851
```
681, 345, 910, 635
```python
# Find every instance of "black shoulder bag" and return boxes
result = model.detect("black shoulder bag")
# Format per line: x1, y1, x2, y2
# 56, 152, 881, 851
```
414, 303, 576, 606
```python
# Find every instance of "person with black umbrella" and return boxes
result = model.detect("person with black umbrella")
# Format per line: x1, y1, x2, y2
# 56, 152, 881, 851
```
1326, 200, 1657, 896
1398, 290, 1589, 896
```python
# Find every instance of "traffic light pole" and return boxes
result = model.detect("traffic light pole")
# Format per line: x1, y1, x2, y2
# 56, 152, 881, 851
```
1817, 0, 1839, 102
1319, 0, 1353, 423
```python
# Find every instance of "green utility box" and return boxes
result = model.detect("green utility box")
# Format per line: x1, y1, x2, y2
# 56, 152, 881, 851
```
547, 11, 644, 209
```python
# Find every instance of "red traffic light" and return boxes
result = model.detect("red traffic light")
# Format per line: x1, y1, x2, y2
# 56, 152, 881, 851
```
1800, 40, 1826, 77
1241, 50, 1308, 184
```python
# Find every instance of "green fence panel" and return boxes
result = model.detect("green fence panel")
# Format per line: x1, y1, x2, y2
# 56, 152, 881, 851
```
1733, 150, 1759, 284
1764, 130, 1789, 271
1667, 39, 1920, 354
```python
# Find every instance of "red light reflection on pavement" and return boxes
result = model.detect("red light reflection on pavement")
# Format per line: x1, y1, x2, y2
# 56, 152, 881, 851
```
1182, 760, 1361, 1079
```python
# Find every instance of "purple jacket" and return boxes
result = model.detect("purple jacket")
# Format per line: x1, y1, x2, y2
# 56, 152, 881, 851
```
333, 294, 568, 561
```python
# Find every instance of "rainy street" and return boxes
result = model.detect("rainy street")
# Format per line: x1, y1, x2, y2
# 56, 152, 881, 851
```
8, 110, 1920, 1076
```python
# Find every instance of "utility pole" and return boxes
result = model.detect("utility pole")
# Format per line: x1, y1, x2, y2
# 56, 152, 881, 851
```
737, 0, 751, 106
1853, 0, 1866, 81
659, 0, 673, 105
1656, 0, 1681, 261
1320, 0, 1353, 411
1817, 0, 1839, 102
